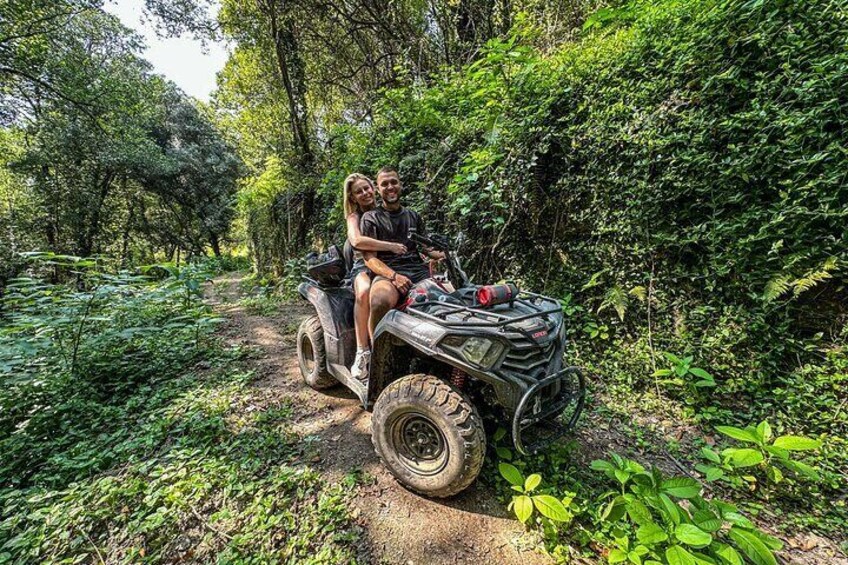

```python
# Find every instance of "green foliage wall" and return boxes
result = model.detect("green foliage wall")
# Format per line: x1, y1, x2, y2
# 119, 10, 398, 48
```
249, 0, 847, 448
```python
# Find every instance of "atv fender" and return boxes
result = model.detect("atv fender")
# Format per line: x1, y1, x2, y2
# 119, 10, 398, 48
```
298, 282, 356, 370
367, 309, 526, 410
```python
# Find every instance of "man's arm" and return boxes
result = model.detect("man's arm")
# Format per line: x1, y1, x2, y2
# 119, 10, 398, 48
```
362, 252, 412, 293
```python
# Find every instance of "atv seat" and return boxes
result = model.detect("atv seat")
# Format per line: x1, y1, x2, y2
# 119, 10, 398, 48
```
342, 239, 355, 274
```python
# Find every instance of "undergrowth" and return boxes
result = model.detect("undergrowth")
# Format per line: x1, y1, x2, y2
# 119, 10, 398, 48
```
0, 256, 359, 563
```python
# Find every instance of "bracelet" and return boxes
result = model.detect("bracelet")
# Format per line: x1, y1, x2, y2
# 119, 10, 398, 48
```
390, 272, 397, 282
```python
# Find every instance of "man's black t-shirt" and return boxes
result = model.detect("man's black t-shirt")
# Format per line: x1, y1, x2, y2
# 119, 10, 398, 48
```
359, 207, 428, 276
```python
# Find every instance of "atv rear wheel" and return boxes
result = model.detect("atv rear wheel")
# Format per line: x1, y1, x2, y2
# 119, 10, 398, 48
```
371, 374, 485, 498
297, 315, 336, 390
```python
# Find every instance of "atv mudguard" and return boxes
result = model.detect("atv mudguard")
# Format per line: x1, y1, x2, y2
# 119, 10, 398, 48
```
298, 282, 356, 371
367, 309, 524, 410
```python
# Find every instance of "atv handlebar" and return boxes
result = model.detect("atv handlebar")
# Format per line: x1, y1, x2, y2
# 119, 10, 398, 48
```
408, 230, 471, 288
408, 229, 450, 252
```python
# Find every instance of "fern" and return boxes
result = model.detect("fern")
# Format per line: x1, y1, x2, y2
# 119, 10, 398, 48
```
629, 285, 647, 302
764, 258, 840, 301
822, 256, 839, 272
599, 285, 628, 321
792, 270, 832, 296
763, 275, 792, 302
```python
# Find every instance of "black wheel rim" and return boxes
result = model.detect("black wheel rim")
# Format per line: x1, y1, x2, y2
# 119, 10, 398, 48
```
390, 412, 449, 476
300, 333, 315, 373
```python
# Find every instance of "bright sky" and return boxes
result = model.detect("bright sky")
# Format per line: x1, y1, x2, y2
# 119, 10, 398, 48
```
103, 0, 229, 101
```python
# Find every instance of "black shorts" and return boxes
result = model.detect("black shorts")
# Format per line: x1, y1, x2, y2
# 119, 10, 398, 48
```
375, 265, 431, 294
349, 258, 371, 281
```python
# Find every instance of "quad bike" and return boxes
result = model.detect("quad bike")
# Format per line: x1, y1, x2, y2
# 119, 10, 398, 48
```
297, 231, 585, 497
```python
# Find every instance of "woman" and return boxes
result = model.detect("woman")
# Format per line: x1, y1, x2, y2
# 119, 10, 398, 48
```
343, 173, 406, 380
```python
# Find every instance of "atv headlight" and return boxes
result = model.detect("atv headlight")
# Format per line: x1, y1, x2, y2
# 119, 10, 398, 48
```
459, 337, 504, 368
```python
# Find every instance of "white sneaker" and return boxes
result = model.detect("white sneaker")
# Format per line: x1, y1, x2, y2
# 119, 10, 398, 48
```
351, 349, 371, 381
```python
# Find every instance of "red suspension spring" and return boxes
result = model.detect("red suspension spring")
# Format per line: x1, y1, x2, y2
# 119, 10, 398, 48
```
450, 367, 468, 390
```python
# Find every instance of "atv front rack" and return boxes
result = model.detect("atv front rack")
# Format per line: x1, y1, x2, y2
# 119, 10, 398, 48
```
405, 289, 561, 330
511, 366, 585, 455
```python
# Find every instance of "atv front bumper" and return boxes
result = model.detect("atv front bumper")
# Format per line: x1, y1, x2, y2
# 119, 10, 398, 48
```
511, 366, 585, 455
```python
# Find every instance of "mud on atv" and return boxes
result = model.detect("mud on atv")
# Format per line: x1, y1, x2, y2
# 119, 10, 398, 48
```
297, 232, 585, 498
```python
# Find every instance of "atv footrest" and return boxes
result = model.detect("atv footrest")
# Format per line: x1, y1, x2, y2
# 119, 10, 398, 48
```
511, 367, 585, 455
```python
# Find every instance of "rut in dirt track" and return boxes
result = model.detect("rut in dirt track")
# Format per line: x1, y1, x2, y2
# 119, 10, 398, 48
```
207, 273, 552, 565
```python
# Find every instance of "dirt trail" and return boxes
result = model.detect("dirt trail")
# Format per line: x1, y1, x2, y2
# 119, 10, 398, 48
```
207, 273, 551, 565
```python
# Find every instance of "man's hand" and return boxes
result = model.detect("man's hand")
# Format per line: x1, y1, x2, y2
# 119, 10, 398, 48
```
428, 250, 446, 261
391, 273, 412, 293
388, 242, 407, 255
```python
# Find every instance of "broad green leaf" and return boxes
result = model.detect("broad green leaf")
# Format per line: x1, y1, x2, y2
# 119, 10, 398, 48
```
665, 545, 696, 565
689, 367, 713, 380
499, 463, 524, 487
715, 426, 760, 444
602, 496, 628, 523
675, 524, 712, 547
691, 551, 719, 565
627, 499, 653, 525
663, 352, 683, 366
772, 436, 821, 451
591, 459, 615, 472
705, 467, 724, 482
495, 447, 513, 460
608, 548, 628, 564
764, 445, 789, 459
636, 522, 668, 545
756, 421, 772, 443
747, 529, 783, 551
692, 509, 722, 532
513, 495, 533, 523
493, 427, 507, 442
723, 512, 755, 529
661, 477, 701, 499
765, 465, 783, 483
700, 448, 720, 463
659, 493, 682, 524
614, 469, 631, 484
728, 528, 777, 565
633, 545, 650, 556
780, 459, 820, 480
715, 543, 743, 565
532, 495, 571, 522
723, 448, 764, 468
524, 473, 541, 492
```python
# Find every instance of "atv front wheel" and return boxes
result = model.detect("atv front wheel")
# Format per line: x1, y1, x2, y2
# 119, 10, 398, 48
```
297, 315, 336, 390
371, 374, 485, 498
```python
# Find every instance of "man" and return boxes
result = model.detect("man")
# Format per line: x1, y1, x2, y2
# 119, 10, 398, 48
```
361, 167, 440, 337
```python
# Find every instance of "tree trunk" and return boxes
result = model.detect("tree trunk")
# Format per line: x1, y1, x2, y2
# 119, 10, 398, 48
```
209, 232, 222, 257
262, 0, 314, 174
80, 170, 115, 257
120, 195, 135, 267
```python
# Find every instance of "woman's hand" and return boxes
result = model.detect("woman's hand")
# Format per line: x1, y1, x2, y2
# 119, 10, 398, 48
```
388, 242, 407, 254
391, 273, 412, 293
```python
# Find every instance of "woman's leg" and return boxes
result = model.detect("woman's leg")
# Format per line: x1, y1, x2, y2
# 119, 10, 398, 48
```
353, 271, 372, 350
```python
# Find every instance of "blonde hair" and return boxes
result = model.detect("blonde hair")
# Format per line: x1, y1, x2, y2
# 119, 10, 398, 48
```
342, 173, 375, 217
